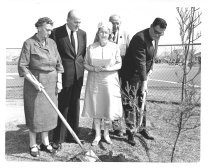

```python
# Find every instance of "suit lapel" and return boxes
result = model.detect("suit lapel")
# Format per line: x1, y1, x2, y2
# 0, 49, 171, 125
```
76, 30, 82, 57
117, 30, 123, 44
61, 25, 76, 57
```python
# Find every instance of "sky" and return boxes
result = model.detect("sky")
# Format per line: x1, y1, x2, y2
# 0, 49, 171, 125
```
3, 0, 203, 48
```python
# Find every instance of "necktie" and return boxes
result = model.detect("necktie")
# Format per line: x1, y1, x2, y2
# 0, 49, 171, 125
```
154, 38, 159, 57
70, 31, 75, 50
113, 31, 118, 43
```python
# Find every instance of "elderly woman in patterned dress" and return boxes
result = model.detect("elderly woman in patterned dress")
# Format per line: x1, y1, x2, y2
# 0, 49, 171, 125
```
18, 17, 64, 157
82, 21, 123, 146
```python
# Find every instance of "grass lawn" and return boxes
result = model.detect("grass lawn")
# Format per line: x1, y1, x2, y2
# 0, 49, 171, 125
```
5, 100, 200, 162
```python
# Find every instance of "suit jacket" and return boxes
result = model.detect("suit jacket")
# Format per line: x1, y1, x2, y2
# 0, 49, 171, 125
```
50, 25, 87, 87
121, 28, 155, 81
114, 29, 130, 57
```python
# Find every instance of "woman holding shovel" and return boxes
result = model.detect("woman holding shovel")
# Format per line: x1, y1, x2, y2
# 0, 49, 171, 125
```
18, 17, 64, 157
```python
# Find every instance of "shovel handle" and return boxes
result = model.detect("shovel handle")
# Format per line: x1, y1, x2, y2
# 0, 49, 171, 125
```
27, 70, 84, 149
139, 91, 146, 127
41, 89, 84, 148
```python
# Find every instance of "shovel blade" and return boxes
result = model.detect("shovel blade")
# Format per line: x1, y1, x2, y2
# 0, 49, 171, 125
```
72, 150, 100, 162
84, 150, 100, 162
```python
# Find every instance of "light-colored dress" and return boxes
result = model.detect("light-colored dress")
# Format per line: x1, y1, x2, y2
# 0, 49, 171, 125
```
82, 42, 123, 121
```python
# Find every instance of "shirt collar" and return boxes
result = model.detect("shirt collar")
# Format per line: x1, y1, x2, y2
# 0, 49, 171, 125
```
34, 33, 42, 42
32, 33, 49, 46
66, 24, 78, 35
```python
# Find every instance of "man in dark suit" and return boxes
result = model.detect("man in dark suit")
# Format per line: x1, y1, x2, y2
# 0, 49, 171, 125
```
120, 18, 167, 146
50, 9, 87, 149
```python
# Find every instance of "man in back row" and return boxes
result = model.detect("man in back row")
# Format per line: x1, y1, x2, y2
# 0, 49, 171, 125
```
109, 14, 130, 137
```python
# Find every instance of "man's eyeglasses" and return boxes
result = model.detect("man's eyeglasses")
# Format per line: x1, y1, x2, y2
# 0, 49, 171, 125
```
153, 27, 164, 36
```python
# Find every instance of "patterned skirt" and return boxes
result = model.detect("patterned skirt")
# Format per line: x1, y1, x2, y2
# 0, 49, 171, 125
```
23, 69, 58, 132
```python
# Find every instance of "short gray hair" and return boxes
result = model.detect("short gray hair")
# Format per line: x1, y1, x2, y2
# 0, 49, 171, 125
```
109, 14, 121, 22
35, 17, 53, 28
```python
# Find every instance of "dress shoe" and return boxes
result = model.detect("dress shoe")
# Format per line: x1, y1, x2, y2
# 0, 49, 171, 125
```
139, 129, 154, 140
104, 135, 113, 144
40, 143, 54, 153
113, 130, 124, 137
51, 142, 62, 150
91, 137, 101, 146
29, 144, 40, 157
126, 130, 136, 146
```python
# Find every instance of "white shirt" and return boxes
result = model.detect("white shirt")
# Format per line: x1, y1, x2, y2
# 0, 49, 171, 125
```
66, 24, 78, 54
113, 30, 118, 43
152, 40, 155, 48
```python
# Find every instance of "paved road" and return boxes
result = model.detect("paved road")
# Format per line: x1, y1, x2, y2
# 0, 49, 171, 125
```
149, 64, 200, 87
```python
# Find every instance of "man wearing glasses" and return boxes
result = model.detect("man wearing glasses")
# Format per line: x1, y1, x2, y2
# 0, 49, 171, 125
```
120, 18, 167, 146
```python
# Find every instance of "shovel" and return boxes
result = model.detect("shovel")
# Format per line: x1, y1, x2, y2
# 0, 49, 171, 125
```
134, 91, 147, 133
138, 91, 147, 128
29, 71, 100, 162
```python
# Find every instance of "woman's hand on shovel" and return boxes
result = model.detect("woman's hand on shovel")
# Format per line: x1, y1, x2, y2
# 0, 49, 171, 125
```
25, 73, 44, 91
33, 80, 44, 91
56, 81, 63, 94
